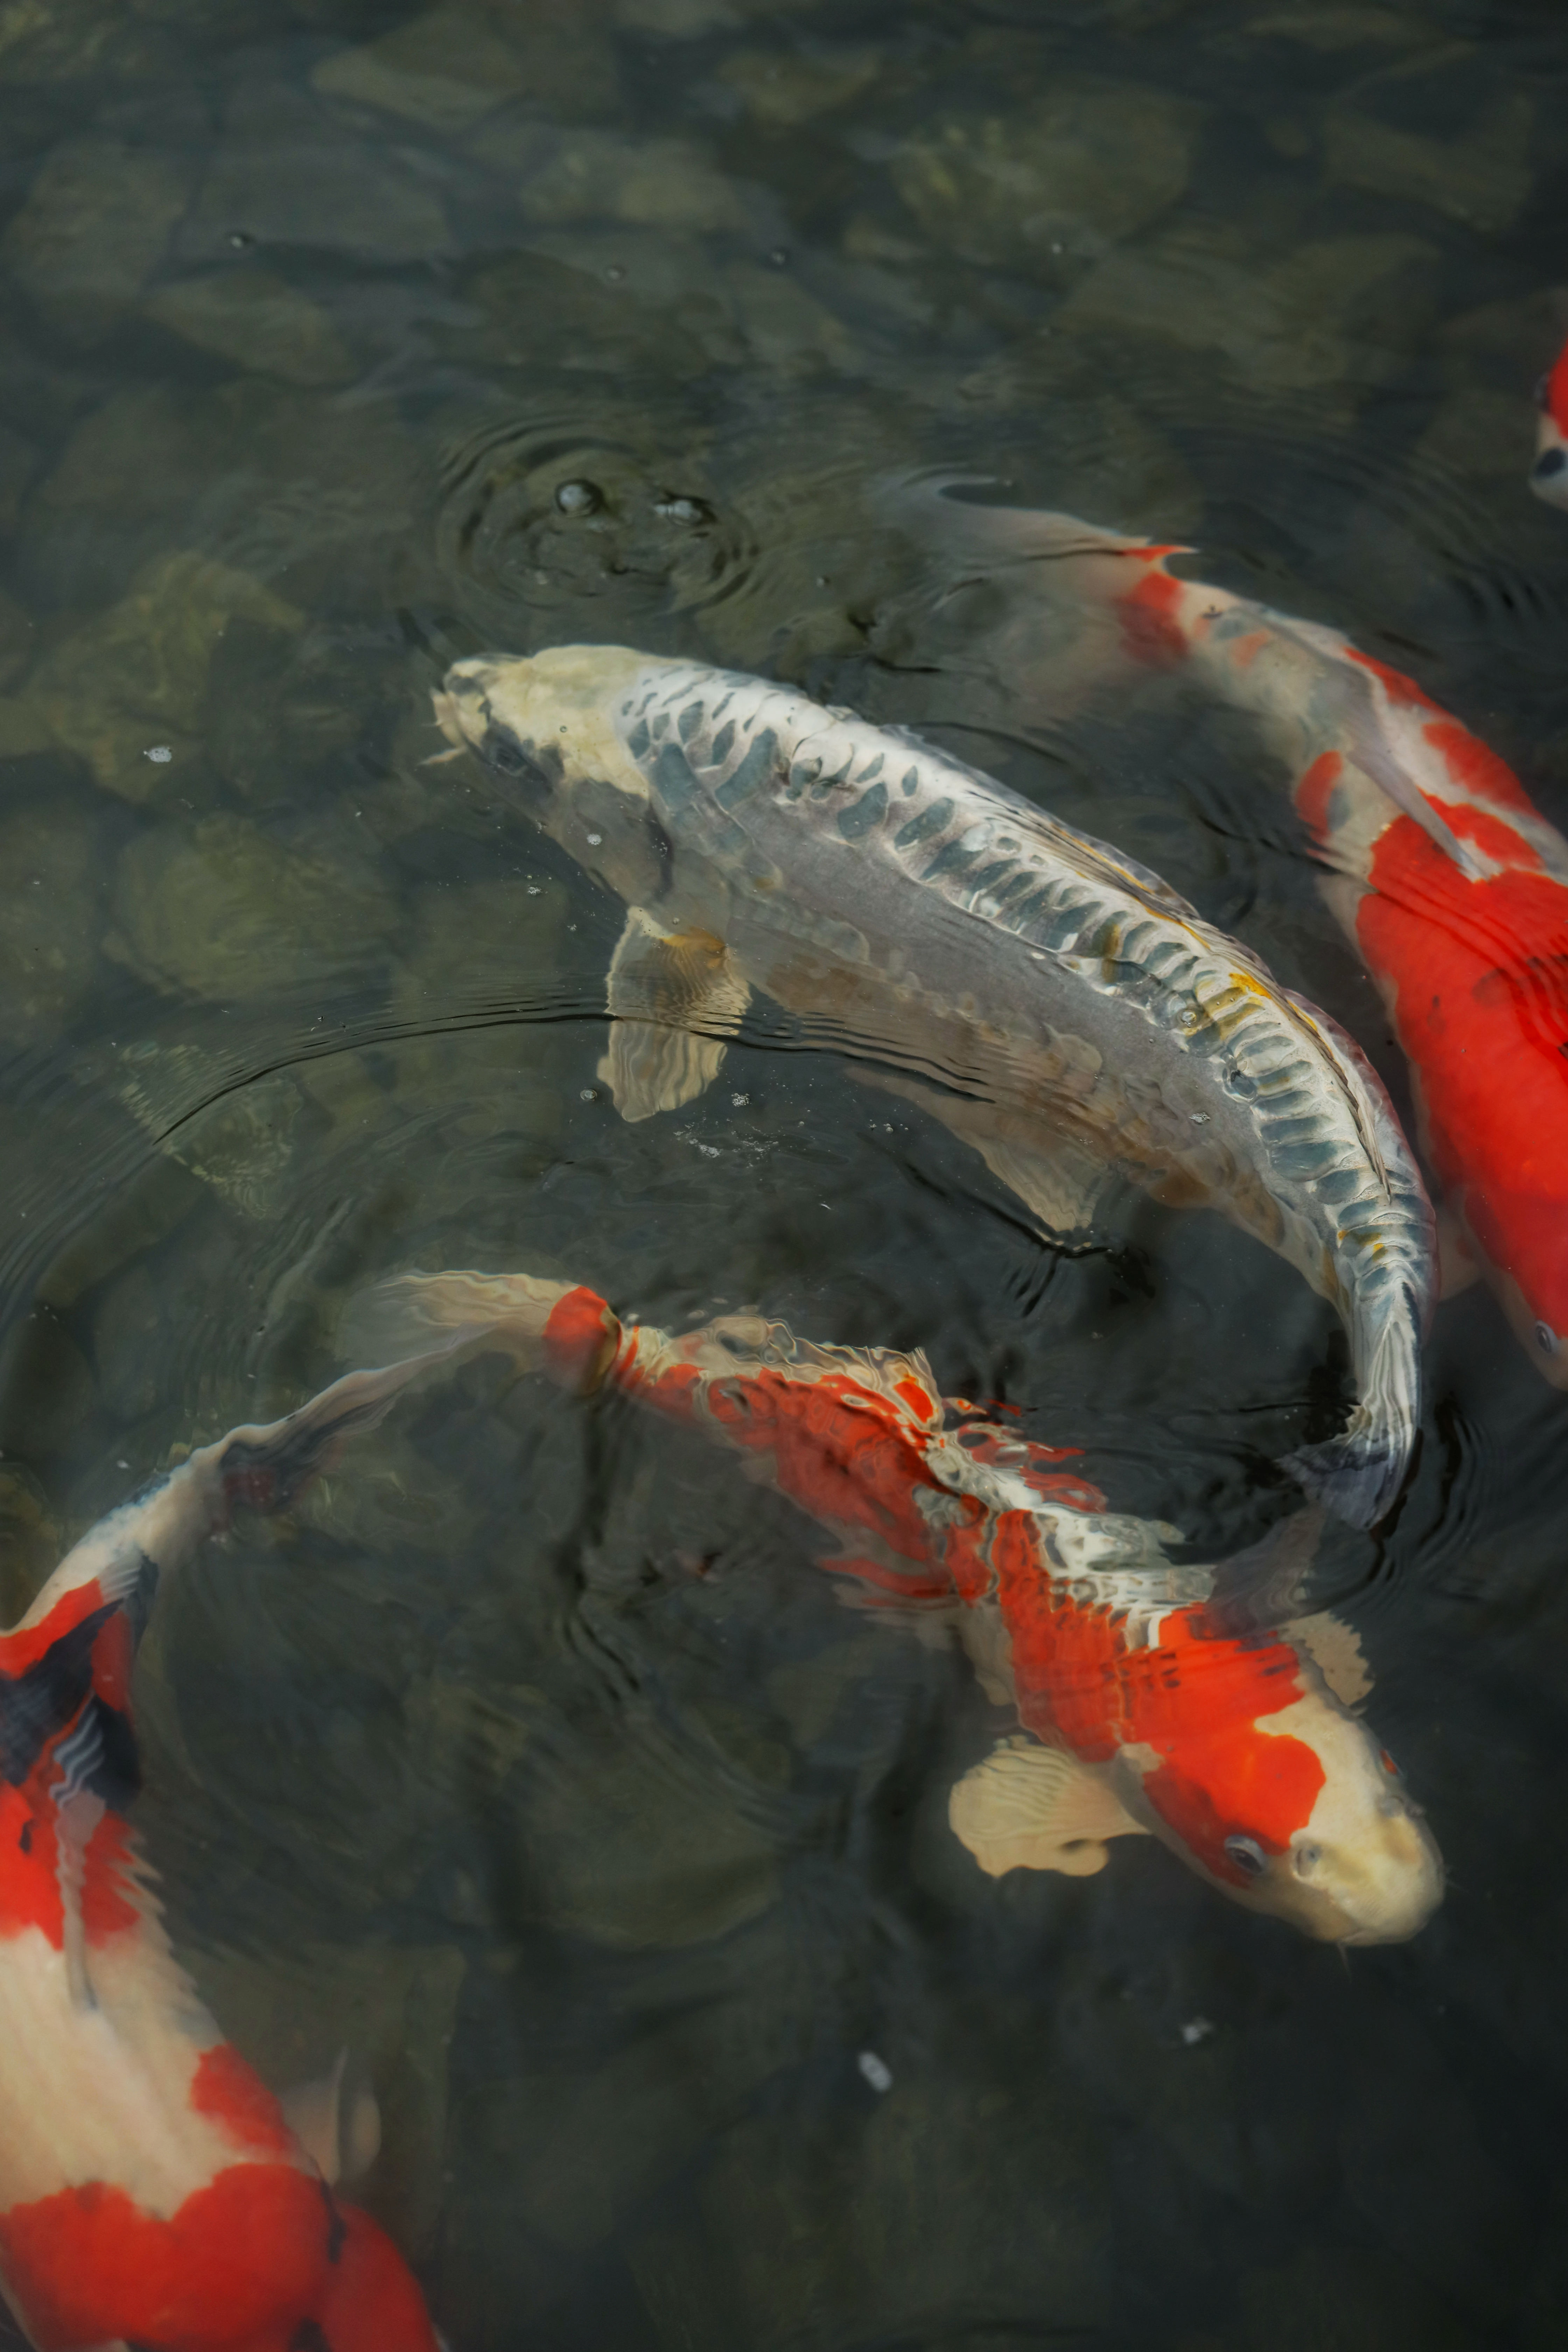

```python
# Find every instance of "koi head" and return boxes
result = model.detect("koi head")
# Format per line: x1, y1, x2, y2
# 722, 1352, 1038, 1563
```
436, 647, 651, 805
1113, 1623, 1442, 1942
1532, 343, 1568, 512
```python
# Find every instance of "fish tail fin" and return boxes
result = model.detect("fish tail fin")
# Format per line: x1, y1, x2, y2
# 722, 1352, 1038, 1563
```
342, 1268, 598, 1382
1282, 1292, 1423, 1530
201, 1347, 460, 1520
878, 472, 1169, 566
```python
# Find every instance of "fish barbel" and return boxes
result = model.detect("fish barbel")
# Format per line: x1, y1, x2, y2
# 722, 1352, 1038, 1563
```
885, 485, 1568, 1383
434, 647, 1435, 1529
355, 1266, 1442, 1945
0, 1351, 452, 2352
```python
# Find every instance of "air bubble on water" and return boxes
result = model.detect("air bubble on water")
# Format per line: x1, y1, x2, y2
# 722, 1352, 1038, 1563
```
730, 1092, 749, 1106
586, 832, 603, 845
654, 494, 715, 527
1179, 2017, 1215, 2047
857, 2050, 893, 2093
144, 744, 174, 764
554, 479, 602, 516
580, 1088, 598, 1102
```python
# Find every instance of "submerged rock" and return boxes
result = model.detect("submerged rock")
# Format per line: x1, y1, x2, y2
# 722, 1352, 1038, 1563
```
106, 812, 397, 1000
1057, 225, 1438, 400
22, 378, 428, 613
507, 126, 756, 236
146, 269, 355, 387
891, 80, 1197, 268
3, 136, 189, 340
0, 801, 104, 1046
1326, 76, 1534, 236
518, 1726, 782, 1949
183, 82, 451, 264
312, 6, 533, 133
33, 549, 302, 800
715, 44, 881, 127
629, 2051, 1112, 2352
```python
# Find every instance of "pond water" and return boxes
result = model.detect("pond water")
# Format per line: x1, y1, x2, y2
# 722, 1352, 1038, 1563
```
1, 1, 1567, 2346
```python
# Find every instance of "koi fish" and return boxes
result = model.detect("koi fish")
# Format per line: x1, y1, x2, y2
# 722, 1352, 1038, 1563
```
0, 1352, 450, 2352
354, 1269, 1442, 1946
1533, 336, 1568, 510
433, 648, 1435, 1529
887, 485, 1568, 1381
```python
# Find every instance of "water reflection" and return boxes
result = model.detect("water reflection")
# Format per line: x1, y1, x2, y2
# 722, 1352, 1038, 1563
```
0, 0, 1566, 2345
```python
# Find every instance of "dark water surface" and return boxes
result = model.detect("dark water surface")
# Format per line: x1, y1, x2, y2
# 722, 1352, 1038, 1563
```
2, 2, 1568, 2345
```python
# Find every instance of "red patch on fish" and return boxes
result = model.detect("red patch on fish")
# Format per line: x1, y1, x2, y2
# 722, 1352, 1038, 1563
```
542, 1286, 617, 1390
1548, 337, 1568, 435
705, 1368, 944, 1562
1295, 749, 1345, 851
1141, 1716, 1326, 1882
189, 2044, 298, 2159
1354, 807, 1568, 1329
0, 2163, 328, 2352
1115, 568, 1189, 670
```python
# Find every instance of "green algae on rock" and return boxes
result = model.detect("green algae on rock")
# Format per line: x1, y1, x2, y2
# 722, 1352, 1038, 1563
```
0, 802, 105, 1046
105, 812, 397, 1000
3, 136, 189, 342
146, 270, 356, 388
33, 550, 302, 801
891, 80, 1198, 268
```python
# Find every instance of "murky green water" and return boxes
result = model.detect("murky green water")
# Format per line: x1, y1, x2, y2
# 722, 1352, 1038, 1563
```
2, 1, 1568, 2345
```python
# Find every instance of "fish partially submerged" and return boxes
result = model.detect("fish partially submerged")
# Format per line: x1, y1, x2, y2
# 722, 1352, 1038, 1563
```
886, 486, 1568, 1380
433, 648, 1435, 1529
1533, 335, 1568, 510
357, 1267, 1442, 1945
0, 1353, 450, 2352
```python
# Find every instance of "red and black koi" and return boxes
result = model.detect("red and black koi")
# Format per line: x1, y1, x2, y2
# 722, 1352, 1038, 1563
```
357, 1269, 1442, 1946
0, 1357, 447, 2352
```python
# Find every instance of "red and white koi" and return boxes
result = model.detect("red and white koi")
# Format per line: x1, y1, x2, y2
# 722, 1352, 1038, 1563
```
0, 1355, 448, 2352
358, 1269, 1442, 1946
890, 485, 1568, 1382
1533, 335, 1568, 509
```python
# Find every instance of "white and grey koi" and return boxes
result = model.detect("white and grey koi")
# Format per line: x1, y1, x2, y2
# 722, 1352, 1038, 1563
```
434, 647, 1436, 1528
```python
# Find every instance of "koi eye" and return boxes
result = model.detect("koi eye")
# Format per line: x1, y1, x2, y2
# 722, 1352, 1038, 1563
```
1224, 1833, 1268, 1877
1293, 1842, 1322, 1877
1536, 1321, 1559, 1356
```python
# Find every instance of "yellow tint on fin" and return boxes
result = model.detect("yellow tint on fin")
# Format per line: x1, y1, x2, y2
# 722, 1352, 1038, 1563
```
948, 1736, 1148, 1878
280, 2049, 383, 2186
598, 905, 751, 1122
1287, 1611, 1373, 1711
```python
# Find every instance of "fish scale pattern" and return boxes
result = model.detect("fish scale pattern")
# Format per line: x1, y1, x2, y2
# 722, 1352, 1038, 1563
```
613, 660, 1434, 1526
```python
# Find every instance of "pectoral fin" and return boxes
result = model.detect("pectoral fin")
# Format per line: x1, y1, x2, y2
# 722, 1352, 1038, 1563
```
1287, 1610, 1373, 1711
598, 906, 751, 1122
281, 2048, 383, 2185
853, 1068, 1118, 1239
948, 1736, 1148, 1878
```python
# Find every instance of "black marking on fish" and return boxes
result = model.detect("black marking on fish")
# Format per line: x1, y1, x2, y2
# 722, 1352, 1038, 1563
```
894, 798, 952, 852
839, 780, 888, 840
715, 727, 779, 812
0, 1605, 120, 1790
